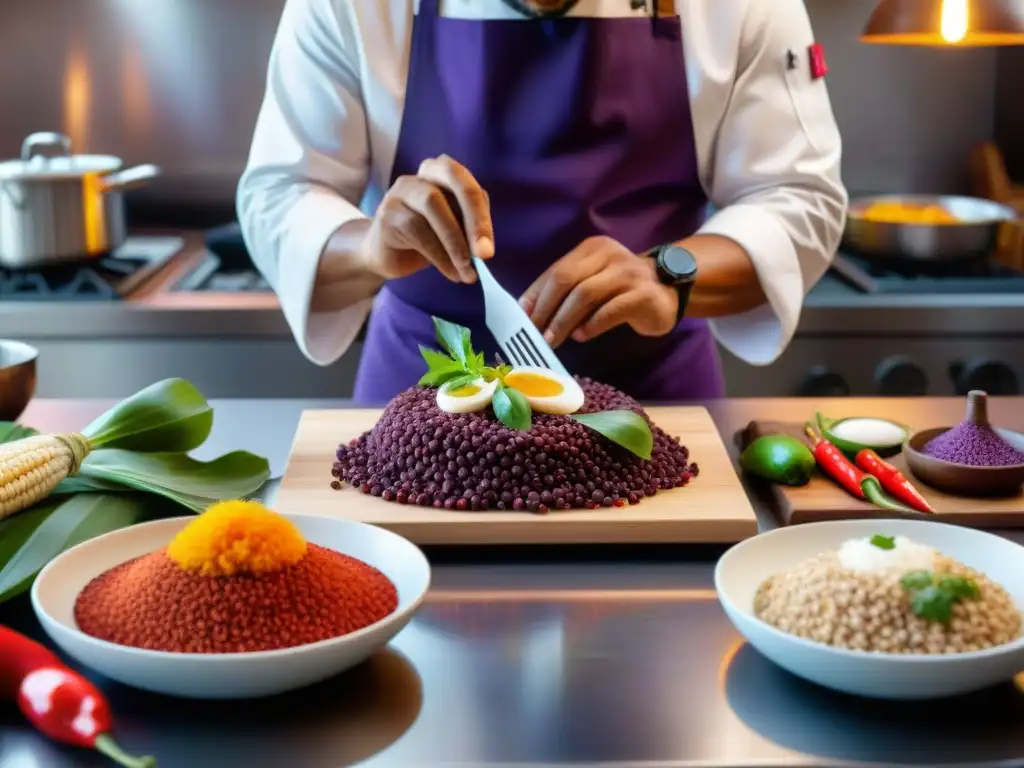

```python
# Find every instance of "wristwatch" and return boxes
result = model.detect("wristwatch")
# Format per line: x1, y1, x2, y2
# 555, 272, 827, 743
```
650, 244, 698, 323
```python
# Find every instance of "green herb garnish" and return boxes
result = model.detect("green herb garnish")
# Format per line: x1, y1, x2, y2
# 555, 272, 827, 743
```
910, 585, 954, 624
492, 385, 532, 431
899, 569, 980, 624
418, 316, 655, 458
571, 411, 654, 461
870, 534, 895, 550
938, 574, 980, 600
900, 570, 934, 590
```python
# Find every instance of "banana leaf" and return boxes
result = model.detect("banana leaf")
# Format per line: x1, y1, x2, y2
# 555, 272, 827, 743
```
55, 449, 271, 512
82, 378, 214, 453
0, 493, 176, 603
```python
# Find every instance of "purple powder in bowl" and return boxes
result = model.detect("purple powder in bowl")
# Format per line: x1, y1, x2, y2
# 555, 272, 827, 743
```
922, 421, 1024, 467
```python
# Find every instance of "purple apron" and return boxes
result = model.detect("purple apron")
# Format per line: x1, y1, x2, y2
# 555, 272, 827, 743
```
354, 0, 725, 403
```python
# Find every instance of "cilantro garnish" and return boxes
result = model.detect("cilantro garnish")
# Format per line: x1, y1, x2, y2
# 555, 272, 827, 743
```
899, 570, 980, 624
870, 534, 895, 550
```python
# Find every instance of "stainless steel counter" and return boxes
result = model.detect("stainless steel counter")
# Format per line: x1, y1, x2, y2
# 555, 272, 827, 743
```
2, 397, 1024, 767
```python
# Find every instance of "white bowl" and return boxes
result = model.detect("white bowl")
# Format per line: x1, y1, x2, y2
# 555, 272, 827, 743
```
715, 519, 1024, 700
31, 514, 431, 699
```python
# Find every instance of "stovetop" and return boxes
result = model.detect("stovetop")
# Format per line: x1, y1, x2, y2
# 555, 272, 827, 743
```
169, 222, 270, 293
171, 253, 270, 292
831, 252, 1024, 294
0, 237, 184, 301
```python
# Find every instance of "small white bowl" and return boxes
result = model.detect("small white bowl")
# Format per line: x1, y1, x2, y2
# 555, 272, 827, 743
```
715, 519, 1024, 700
31, 514, 431, 699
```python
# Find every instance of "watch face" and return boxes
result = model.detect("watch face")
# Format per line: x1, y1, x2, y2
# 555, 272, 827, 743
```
659, 246, 698, 284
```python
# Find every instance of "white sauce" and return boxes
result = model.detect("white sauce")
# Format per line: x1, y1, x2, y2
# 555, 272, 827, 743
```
837, 535, 937, 573
829, 418, 906, 446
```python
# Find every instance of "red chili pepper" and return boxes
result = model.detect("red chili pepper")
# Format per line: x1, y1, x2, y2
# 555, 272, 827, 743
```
0, 626, 156, 768
805, 424, 867, 498
856, 449, 935, 514
804, 425, 920, 515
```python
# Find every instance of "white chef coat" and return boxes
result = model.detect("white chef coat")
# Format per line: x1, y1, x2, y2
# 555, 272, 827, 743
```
237, 0, 847, 369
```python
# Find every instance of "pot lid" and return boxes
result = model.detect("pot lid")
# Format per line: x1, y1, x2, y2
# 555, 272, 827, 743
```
0, 132, 122, 180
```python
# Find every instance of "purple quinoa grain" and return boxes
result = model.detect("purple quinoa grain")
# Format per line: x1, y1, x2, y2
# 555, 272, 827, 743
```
923, 421, 1024, 467
330, 378, 697, 511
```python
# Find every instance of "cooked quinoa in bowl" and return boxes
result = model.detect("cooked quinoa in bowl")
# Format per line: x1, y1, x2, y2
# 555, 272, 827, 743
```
753, 534, 1022, 655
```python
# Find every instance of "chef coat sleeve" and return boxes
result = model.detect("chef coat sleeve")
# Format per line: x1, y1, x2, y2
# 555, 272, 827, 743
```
236, 0, 372, 366
699, 0, 847, 366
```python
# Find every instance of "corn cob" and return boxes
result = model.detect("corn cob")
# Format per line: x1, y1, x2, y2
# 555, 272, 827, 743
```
0, 433, 92, 520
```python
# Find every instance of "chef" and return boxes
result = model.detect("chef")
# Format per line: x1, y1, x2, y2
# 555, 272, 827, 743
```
238, 0, 847, 403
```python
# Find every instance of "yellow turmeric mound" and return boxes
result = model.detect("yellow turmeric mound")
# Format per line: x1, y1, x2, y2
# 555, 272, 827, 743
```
167, 499, 307, 576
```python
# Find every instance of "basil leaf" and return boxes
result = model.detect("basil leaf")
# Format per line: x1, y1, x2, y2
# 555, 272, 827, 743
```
0, 493, 167, 603
493, 386, 532, 431
870, 534, 895, 550
571, 410, 653, 460
900, 570, 934, 591
433, 317, 473, 365
82, 378, 214, 453
76, 450, 271, 513
419, 363, 467, 388
0, 422, 39, 443
420, 345, 456, 371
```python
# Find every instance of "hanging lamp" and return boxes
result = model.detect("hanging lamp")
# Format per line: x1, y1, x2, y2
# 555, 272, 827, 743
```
861, 0, 1024, 45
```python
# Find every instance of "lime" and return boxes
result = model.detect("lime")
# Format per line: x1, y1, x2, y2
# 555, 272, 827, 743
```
740, 435, 816, 487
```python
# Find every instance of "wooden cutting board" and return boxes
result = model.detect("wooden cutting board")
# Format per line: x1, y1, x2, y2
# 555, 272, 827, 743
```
742, 420, 1024, 527
276, 408, 757, 545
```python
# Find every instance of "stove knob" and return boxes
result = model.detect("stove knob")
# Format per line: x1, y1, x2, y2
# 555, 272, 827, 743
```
950, 359, 1019, 396
798, 366, 850, 397
874, 355, 927, 396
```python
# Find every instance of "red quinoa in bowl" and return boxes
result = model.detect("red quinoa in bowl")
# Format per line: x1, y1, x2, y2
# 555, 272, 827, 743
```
74, 501, 399, 654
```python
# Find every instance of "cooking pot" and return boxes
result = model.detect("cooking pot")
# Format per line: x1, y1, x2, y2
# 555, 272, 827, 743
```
0, 132, 161, 269
843, 194, 1018, 264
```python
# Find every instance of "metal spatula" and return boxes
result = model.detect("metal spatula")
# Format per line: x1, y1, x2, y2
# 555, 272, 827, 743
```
473, 257, 570, 376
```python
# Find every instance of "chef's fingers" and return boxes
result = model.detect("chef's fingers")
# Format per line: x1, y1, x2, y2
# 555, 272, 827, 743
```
542, 271, 621, 348
521, 242, 608, 331
391, 175, 475, 282
570, 291, 647, 343
417, 156, 495, 259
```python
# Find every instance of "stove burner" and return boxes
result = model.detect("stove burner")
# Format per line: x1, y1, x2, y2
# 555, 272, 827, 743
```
171, 253, 270, 292
0, 257, 148, 300
0, 237, 184, 301
831, 252, 1024, 294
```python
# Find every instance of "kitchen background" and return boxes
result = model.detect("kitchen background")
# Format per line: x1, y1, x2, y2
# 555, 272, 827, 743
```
1, 0, 1022, 399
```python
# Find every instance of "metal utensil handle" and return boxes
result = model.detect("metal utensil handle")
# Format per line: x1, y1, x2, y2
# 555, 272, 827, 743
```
20, 132, 72, 161
472, 256, 497, 285
101, 164, 162, 192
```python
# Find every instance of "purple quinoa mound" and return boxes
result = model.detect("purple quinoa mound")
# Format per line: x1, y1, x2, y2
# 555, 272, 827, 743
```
331, 378, 698, 513
923, 421, 1024, 467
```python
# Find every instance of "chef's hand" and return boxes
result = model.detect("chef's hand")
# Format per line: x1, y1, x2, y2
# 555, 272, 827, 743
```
357, 155, 494, 284
519, 236, 678, 347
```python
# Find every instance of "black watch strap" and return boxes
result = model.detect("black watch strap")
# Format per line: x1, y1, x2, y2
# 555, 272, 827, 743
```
651, 245, 698, 324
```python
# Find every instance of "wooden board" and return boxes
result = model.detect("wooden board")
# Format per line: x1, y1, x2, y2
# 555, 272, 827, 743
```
743, 420, 1024, 527
276, 408, 757, 545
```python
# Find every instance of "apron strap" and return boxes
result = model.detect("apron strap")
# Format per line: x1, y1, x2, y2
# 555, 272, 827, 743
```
419, 0, 441, 17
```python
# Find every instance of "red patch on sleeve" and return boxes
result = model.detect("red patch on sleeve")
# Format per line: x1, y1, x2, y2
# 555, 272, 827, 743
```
808, 43, 828, 80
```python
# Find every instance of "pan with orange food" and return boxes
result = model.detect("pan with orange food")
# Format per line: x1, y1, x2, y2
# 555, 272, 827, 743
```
843, 194, 1017, 264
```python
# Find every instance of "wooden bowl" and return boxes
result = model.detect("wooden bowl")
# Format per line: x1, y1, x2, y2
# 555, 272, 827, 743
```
904, 427, 1024, 497
0, 340, 37, 422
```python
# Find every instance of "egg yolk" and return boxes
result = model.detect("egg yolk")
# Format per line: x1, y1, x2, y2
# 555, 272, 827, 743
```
504, 372, 563, 397
450, 384, 480, 397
